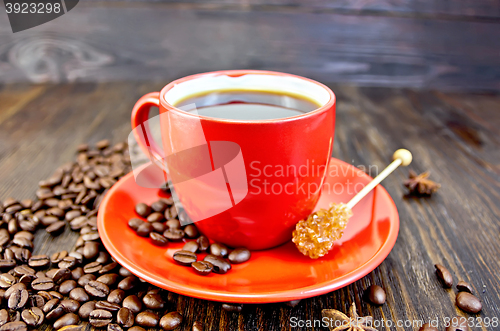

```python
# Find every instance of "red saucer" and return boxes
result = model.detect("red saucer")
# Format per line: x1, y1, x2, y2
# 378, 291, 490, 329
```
97, 158, 399, 303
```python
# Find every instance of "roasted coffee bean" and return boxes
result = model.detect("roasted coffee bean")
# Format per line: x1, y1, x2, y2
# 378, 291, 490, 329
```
118, 276, 138, 291
195, 235, 209, 251
0, 309, 8, 326
71, 268, 84, 281
8, 288, 29, 310
159, 311, 183, 330
53, 313, 79, 330
203, 255, 231, 274
31, 277, 54, 291
19, 274, 35, 285
228, 248, 251, 264
85, 281, 109, 298
0, 274, 16, 288
151, 222, 166, 233
173, 250, 197, 266
69, 288, 89, 303
163, 229, 185, 241
59, 280, 77, 295
191, 261, 213, 276
0, 230, 10, 248
52, 268, 71, 284
13, 265, 35, 277
21, 307, 44, 326
108, 323, 123, 331
38, 291, 52, 302
136, 223, 153, 237
46, 207, 65, 218
49, 291, 63, 300
77, 301, 95, 319
419, 324, 439, 331
135, 203, 151, 217
29, 295, 45, 308
165, 219, 180, 230
184, 225, 199, 238
150, 233, 168, 246
77, 274, 95, 287
28, 255, 50, 269
99, 262, 118, 274
96, 139, 110, 149
57, 325, 83, 331
117, 307, 134, 327
82, 231, 100, 242
457, 281, 473, 294
96, 274, 118, 287
1, 259, 16, 271
11, 238, 32, 250
46, 221, 66, 235
210, 243, 228, 257
107, 289, 125, 305
70, 217, 88, 230
147, 212, 164, 223
7, 219, 18, 235
435, 264, 453, 288
128, 218, 143, 231
95, 301, 120, 312
51, 251, 68, 264
96, 251, 110, 264
118, 267, 133, 278
143, 294, 165, 310
129, 327, 146, 331
151, 201, 168, 213
89, 309, 113, 327
0, 321, 27, 331
65, 210, 82, 222
166, 206, 178, 219
60, 299, 80, 313
445, 318, 470, 331
183, 241, 198, 253
222, 303, 243, 312
123, 295, 142, 313
456, 292, 482, 313
46, 304, 65, 321
83, 262, 102, 274
83, 242, 99, 260
366, 285, 386, 305
42, 298, 59, 314
135, 311, 159, 327
41, 216, 59, 227
13, 231, 33, 241
5, 283, 26, 299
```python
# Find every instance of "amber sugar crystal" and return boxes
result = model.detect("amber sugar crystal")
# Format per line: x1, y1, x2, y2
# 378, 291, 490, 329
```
292, 203, 352, 259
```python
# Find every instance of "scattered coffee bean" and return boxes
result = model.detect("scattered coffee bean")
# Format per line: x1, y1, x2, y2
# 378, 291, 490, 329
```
89, 309, 113, 327
456, 292, 482, 313
53, 313, 79, 330
173, 250, 197, 266
95, 301, 121, 312
222, 303, 243, 312
0, 321, 27, 331
60, 299, 80, 313
96, 273, 118, 286
435, 264, 453, 288
150, 232, 168, 246
83, 262, 102, 274
32, 277, 54, 291
163, 229, 184, 241
83, 242, 99, 260
143, 293, 165, 310
366, 285, 386, 305
196, 236, 209, 252
108, 323, 123, 331
123, 295, 142, 313
228, 248, 251, 264
85, 281, 109, 298
77, 274, 95, 287
59, 280, 77, 295
183, 241, 198, 253
135, 311, 159, 327
118, 276, 138, 291
147, 212, 164, 223
52, 269, 71, 284
77, 301, 96, 319
136, 223, 153, 237
204, 255, 231, 274
69, 288, 89, 303
457, 281, 473, 294
135, 203, 151, 217
184, 225, 199, 238
28, 255, 50, 269
191, 261, 213, 276
107, 289, 125, 304
21, 307, 44, 326
116, 307, 134, 327
159, 311, 183, 330
128, 218, 143, 230
210, 243, 228, 257
8, 288, 29, 310
0, 309, 8, 327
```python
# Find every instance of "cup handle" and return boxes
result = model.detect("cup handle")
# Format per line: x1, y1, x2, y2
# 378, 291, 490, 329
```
131, 92, 166, 168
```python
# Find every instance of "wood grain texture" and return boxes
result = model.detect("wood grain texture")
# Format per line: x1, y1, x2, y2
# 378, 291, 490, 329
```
0, 1, 499, 90
0, 81, 499, 330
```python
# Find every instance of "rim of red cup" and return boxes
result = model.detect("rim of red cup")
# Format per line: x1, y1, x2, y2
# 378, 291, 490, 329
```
159, 70, 336, 124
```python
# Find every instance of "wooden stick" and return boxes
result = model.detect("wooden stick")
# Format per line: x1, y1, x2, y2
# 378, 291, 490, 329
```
346, 149, 412, 210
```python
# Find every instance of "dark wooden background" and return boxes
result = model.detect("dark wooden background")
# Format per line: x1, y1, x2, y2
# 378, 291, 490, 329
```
0, 82, 499, 330
0, 0, 499, 90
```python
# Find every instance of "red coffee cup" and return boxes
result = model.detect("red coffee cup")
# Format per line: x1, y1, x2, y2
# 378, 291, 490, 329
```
131, 70, 336, 250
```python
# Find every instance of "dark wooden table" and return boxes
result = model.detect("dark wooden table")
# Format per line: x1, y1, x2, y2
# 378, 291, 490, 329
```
0, 82, 499, 330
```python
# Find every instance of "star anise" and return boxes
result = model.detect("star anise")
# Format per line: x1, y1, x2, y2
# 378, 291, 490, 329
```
403, 170, 440, 196
322, 302, 378, 331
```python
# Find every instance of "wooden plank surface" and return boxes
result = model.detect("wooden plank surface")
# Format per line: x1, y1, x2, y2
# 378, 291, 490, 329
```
0, 81, 499, 330
0, 1, 499, 90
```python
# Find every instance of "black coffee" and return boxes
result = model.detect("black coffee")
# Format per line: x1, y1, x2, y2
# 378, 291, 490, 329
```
174, 90, 321, 121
